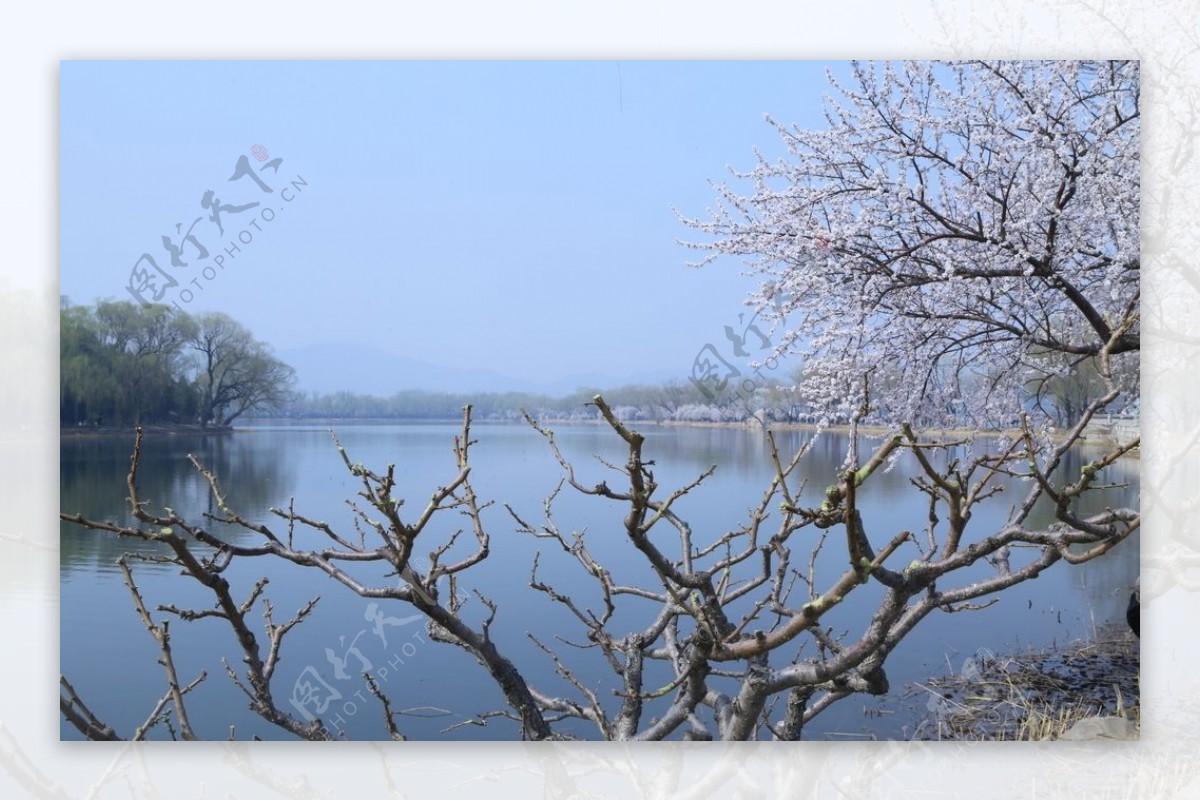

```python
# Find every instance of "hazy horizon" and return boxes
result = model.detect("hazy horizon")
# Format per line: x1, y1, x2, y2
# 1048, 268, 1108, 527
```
277, 340, 689, 396
60, 61, 836, 391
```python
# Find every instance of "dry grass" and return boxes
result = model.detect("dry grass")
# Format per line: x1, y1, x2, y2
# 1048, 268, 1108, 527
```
1001, 680, 1139, 741
911, 629, 1139, 741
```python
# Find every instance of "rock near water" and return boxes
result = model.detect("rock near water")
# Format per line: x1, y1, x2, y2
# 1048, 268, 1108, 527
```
1059, 716, 1138, 741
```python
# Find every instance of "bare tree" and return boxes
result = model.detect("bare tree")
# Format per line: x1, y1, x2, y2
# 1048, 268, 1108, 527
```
60, 391, 1137, 741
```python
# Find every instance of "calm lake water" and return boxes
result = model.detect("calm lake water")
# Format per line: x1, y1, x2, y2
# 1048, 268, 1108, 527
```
60, 421, 1139, 741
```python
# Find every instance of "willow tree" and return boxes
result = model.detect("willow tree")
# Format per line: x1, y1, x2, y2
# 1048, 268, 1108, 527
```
680, 60, 1139, 429
61, 299, 197, 426
189, 312, 296, 427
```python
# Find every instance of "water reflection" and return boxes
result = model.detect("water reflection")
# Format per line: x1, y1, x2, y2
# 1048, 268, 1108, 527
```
60, 431, 298, 574
59, 422, 1138, 740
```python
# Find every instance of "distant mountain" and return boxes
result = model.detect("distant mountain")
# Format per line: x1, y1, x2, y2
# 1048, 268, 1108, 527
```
277, 342, 684, 397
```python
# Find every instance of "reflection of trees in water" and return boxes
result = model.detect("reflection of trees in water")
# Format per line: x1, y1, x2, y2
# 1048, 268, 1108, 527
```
639, 426, 1140, 510
60, 433, 296, 573
761, 430, 1137, 643
538, 424, 1140, 658
1061, 444, 1141, 625
547, 426, 1140, 538
61, 427, 1137, 592
58, 421, 1141, 742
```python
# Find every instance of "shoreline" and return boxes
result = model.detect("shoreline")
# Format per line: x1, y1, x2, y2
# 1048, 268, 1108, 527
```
60, 423, 234, 440
246, 415, 1134, 447
240, 415, 1020, 438
909, 627, 1139, 740
66, 416, 1135, 454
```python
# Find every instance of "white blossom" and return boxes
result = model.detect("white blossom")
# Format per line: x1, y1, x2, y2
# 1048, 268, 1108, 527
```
681, 61, 1139, 428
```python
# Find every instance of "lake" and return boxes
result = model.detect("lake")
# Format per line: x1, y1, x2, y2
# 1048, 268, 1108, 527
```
60, 420, 1139, 741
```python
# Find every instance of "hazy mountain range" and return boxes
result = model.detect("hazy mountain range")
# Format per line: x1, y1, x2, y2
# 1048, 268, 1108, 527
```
278, 342, 685, 397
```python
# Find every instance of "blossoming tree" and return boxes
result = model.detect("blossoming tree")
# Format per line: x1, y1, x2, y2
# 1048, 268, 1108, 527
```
680, 60, 1139, 429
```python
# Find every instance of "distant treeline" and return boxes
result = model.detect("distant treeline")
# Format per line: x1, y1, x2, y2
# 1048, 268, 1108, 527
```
279, 380, 820, 424
62, 297, 1105, 433
61, 298, 296, 428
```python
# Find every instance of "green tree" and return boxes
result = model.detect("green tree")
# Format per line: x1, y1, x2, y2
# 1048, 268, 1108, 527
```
60, 299, 119, 425
189, 312, 296, 427
93, 300, 197, 424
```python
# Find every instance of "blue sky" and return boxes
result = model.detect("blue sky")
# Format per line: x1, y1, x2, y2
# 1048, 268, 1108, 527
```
61, 61, 837, 391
